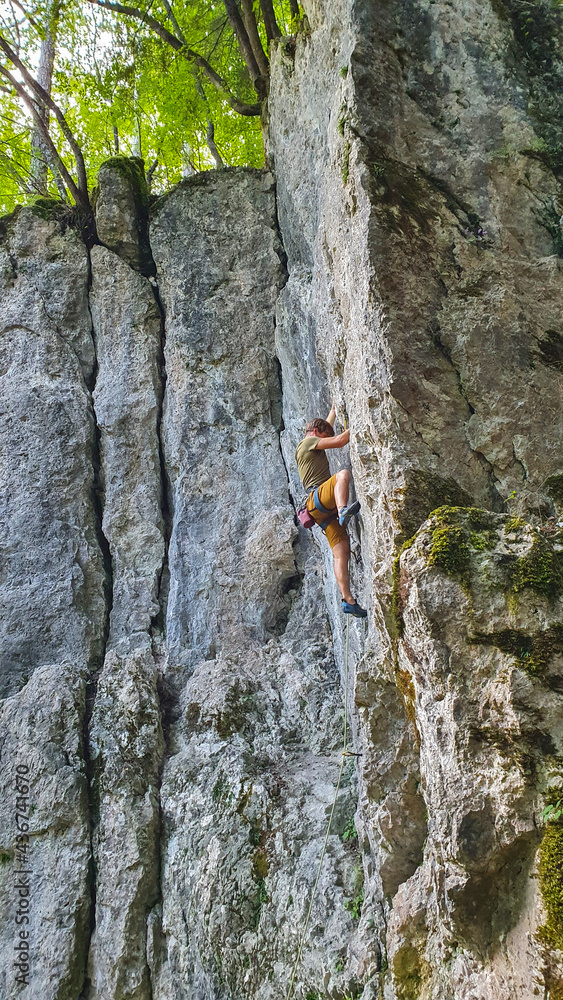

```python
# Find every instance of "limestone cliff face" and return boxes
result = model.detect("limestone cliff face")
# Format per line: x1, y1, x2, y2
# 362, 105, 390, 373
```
1, 1, 563, 999
268, 0, 563, 996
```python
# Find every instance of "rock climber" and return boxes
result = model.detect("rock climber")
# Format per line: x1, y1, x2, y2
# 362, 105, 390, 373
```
295, 405, 367, 618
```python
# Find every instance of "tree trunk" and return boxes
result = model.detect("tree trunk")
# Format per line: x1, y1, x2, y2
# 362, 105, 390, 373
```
259, 0, 281, 42
206, 119, 224, 168
195, 77, 224, 168
289, 0, 300, 18
30, 0, 59, 193
241, 0, 269, 78
222, 0, 266, 98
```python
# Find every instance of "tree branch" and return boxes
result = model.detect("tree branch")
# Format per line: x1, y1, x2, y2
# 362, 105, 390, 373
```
241, 0, 269, 78
161, 0, 185, 44
146, 157, 158, 187
289, 0, 300, 19
195, 76, 224, 168
0, 32, 89, 200
222, 0, 266, 97
9, 0, 41, 33
84, 0, 262, 114
0, 64, 81, 203
259, 0, 281, 42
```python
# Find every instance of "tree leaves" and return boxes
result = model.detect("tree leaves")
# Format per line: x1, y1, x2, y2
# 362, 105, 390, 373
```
0, 0, 299, 214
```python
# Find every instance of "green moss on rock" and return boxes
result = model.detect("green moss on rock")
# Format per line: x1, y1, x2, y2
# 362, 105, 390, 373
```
469, 529, 497, 551
423, 507, 563, 603
29, 197, 66, 221
391, 536, 415, 639
471, 624, 563, 676
504, 516, 527, 533
539, 820, 563, 950
394, 469, 474, 541
500, 0, 563, 174
428, 524, 471, 576
392, 941, 430, 1000
508, 535, 563, 599
252, 847, 269, 880
99, 155, 149, 211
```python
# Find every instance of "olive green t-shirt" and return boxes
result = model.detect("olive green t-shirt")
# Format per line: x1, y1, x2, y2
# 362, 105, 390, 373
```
295, 436, 330, 492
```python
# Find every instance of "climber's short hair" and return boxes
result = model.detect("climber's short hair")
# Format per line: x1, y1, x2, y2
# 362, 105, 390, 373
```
306, 418, 335, 436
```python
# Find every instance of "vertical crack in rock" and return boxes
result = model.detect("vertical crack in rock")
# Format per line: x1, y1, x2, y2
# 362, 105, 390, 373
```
145, 271, 171, 1000
77, 251, 115, 1000
85, 230, 166, 1000
149, 278, 172, 656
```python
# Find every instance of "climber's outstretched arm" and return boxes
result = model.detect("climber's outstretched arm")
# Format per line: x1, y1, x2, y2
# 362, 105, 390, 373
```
314, 428, 350, 450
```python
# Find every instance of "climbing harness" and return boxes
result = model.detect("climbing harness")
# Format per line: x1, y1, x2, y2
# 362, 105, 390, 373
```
285, 616, 358, 1000
296, 487, 338, 533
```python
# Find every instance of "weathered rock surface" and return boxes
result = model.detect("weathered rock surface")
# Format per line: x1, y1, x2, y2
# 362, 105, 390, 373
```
90, 244, 165, 643
0, 663, 91, 1000
95, 158, 154, 276
147, 170, 366, 999
269, 0, 563, 996
87, 642, 163, 1000
389, 508, 563, 997
2, 0, 563, 995
0, 207, 105, 700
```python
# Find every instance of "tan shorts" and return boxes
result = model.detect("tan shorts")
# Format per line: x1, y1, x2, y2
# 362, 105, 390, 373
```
305, 475, 348, 550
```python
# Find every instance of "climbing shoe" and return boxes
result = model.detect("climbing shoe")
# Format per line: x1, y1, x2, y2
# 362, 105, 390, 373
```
338, 500, 361, 527
342, 600, 367, 618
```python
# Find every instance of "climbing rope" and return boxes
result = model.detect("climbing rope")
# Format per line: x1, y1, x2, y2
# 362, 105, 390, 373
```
285, 616, 356, 1000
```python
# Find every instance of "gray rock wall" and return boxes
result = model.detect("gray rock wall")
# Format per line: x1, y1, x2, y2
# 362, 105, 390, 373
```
1, 0, 563, 996
268, 0, 563, 996
0, 165, 364, 1000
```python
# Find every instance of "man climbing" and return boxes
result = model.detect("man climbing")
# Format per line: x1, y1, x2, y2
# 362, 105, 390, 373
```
295, 405, 367, 618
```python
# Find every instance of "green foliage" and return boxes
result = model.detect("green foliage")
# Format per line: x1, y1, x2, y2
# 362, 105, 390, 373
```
344, 885, 364, 920
543, 799, 563, 823
342, 818, 357, 842
344, 865, 364, 921
212, 773, 229, 802
342, 140, 351, 184
0, 0, 299, 214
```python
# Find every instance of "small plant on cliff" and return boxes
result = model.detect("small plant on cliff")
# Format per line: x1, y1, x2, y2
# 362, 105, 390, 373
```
342, 818, 357, 842
543, 798, 563, 823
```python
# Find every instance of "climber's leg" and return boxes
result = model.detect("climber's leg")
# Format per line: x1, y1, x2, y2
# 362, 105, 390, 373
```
333, 468, 350, 510
331, 536, 354, 605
